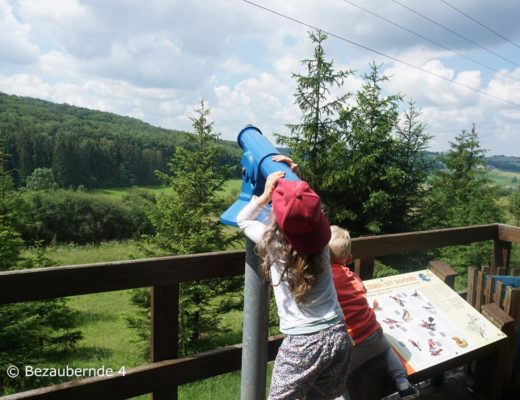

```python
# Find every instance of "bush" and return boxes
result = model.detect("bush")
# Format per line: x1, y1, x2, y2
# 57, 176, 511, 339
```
18, 190, 155, 244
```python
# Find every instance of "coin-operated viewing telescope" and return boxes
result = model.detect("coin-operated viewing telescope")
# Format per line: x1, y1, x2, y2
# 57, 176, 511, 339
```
220, 124, 300, 400
220, 125, 299, 226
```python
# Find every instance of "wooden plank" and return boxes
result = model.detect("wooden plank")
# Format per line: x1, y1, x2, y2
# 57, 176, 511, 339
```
504, 287, 520, 322
481, 303, 515, 330
497, 224, 520, 244
151, 284, 180, 400
351, 224, 497, 259
484, 275, 494, 306
466, 266, 478, 307
0, 250, 246, 305
429, 260, 457, 289
511, 268, 520, 277
475, 270, 485, 311
494, 281, 504, 309
2, 335, 286, 400
492, 240, 512, 275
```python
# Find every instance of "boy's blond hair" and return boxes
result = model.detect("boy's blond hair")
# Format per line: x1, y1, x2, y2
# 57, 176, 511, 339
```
329, 225, 351, 263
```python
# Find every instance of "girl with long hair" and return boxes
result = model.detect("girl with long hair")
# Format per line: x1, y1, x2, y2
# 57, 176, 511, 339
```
237, 168, 352, 400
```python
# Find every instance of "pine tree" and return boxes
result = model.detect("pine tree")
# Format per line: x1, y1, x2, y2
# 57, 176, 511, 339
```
129, 100, 240, 356
335, 63, 404, 234
281, 33, 431, 236
277, 30, 353, 194
425, 125, 503, 278
426, 125, 502, 228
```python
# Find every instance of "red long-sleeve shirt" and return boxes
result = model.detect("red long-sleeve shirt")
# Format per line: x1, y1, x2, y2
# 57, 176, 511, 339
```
331, 263, 381, 344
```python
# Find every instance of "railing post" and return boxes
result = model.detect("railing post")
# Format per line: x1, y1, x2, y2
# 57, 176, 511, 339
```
428, 260, 458, 289
355, 257, 375, 280
152, 283, 180, 400
492, 239, 512, 275
240, 238, 270, 400
478, 303, 515, 399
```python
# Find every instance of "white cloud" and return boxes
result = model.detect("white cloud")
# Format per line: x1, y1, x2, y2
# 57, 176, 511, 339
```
0, 0, 39, 64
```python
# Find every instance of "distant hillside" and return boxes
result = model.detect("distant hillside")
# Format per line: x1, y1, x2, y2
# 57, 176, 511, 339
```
424, 151, 520, 173
486, 155, 520, 172
0, 92, 240, 188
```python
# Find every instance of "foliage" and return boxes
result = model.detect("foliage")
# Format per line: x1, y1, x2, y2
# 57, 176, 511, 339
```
276, 30, 353, 193
509, 189, 520, 226
425, 125, 502, 228
424, 125, 503, 275
25, 167, 58, 191
129, 100, 241, 356
373, 260, 400, 278
335, 67, 432, 235
17, 189, 154, 244
281, 34, 432, 236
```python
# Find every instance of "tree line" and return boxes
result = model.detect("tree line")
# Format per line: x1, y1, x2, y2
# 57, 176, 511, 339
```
0, 92, 241, 188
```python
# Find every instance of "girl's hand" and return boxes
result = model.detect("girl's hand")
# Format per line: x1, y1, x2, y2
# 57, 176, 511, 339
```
272, 155, 298, 171
257, 171, 285, 207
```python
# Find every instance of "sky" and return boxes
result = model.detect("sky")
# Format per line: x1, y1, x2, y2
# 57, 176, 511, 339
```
1, 0, 519, 156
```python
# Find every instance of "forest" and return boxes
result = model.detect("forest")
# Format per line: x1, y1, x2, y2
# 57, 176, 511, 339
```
0, 91, 241, 188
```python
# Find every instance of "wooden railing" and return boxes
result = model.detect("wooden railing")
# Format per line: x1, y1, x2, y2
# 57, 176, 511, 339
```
1, 223, 519, 400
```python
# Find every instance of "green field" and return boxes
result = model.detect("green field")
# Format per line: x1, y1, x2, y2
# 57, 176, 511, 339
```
91, 179, 242, 200
488, 168, 520, 190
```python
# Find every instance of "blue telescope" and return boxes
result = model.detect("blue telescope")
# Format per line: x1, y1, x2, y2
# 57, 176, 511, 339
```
220, 125, 300, 226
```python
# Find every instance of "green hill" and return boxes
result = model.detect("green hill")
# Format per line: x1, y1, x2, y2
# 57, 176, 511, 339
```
0, 92, 240, 188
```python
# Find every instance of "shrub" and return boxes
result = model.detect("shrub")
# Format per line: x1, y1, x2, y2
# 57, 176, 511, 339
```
18, 190, 154, 244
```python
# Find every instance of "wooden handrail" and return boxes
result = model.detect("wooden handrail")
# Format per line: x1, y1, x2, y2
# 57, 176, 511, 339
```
2, 335, 285, 400
350, 223, 497, 258
0, 224, 502, 305
497, 224, 520, 244
0, 251, 245, 305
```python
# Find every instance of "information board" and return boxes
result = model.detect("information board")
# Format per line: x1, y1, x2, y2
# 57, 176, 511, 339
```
364, 269, 507, 374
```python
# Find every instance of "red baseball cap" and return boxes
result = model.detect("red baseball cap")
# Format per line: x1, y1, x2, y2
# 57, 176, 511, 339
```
271, 179, 331, 254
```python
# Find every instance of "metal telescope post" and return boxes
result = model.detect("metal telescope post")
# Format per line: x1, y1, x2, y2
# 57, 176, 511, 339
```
220, 125, 299, 400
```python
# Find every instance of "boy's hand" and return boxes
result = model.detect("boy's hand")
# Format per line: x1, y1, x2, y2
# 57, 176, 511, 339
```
272, 155, 298, 172
257, 171, 284, 207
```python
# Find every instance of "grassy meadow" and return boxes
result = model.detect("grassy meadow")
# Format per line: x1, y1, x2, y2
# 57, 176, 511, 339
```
488, 168, 520, 190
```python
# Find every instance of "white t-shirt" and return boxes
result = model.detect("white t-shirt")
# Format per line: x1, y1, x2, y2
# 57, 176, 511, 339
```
236, 197, 344, 334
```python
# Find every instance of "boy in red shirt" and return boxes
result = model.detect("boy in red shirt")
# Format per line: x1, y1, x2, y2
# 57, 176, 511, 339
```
330, 225, 419, 400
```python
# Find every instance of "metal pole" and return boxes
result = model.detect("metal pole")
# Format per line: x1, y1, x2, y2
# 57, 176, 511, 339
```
240, 238, 270, 400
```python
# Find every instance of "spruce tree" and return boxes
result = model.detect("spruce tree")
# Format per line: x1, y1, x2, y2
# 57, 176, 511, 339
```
129, 100, 240, 356
426, 125, 502, 228
425, 125, 503, 279
282, 33, 431, 236
277, 30, 353, 195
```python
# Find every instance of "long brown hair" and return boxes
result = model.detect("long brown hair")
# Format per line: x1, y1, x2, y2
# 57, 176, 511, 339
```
258, 219, 324, 303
